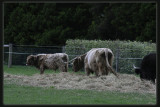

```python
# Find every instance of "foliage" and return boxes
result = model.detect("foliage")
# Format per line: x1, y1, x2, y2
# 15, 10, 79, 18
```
4, 3, 156, 46
65, 39, 156, 73
65, 39, 156, 58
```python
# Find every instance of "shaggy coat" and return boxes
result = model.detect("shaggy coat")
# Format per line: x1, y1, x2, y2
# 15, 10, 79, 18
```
26, 53, 69, 74
84, 48, 118, 77
134, 53, 156, 83
72, 53, 87, 72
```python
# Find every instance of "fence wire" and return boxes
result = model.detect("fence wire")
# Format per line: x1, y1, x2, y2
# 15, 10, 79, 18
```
3, 45, 156, 74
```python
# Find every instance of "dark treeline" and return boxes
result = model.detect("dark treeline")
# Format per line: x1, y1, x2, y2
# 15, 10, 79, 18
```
4, 3, 156, 46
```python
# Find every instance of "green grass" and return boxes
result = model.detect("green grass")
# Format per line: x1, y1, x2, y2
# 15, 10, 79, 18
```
3, 81, 156, 105
3, 65, 84, 76
3, 65, 156, 105
3, 65, 39, 76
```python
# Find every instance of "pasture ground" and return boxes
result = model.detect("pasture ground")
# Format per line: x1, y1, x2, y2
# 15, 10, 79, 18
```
3, 65, 156, 105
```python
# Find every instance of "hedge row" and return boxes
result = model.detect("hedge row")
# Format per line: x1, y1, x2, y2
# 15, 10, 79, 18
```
65, 39, 156, 74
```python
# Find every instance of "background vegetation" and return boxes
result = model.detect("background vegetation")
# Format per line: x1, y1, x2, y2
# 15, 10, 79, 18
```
65, 39, 156, 73
66, 39, 156, 59
4, 3, 156, 46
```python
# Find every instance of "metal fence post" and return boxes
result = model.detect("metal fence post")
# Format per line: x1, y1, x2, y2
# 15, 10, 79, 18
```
62, 46, 65, 53
8, 43, 12, 68
116, 48, 120, 72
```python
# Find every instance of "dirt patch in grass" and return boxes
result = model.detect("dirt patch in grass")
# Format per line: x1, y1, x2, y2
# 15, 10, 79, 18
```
4, 72, 156, 94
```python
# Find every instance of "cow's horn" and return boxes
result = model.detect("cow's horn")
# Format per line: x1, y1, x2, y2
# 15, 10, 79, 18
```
133, 64, 136, 69
133, 64, 140, 69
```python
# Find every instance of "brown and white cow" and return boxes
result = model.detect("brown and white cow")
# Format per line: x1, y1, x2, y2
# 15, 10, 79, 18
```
26, 53, 69, 74
84, 48, 118, 77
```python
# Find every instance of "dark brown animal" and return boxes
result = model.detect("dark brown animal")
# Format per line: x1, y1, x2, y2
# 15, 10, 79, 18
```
133, 53, 156, 83
72, 53, 87, 72
26, 53, 69, 74
84, 48, 118, 77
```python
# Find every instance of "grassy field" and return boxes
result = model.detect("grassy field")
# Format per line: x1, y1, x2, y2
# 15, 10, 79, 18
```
3, 65, 59, 76
3, 65, 156, 105
3, 65, 84, 76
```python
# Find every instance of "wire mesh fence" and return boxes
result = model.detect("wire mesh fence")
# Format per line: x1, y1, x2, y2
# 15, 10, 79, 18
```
3, 45, 64, 65
3, 44, 156, 74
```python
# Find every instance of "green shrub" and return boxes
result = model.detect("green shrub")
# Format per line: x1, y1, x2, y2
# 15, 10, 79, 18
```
65, 39, 156, 74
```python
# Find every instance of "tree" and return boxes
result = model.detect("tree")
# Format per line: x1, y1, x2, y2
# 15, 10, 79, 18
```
87, 3, 156, 42
4, 3, 156, 46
